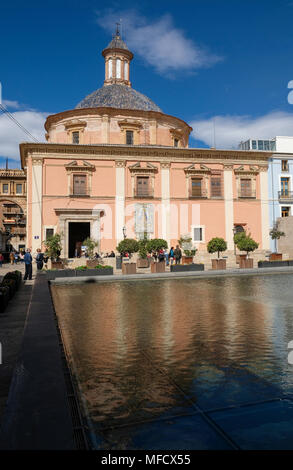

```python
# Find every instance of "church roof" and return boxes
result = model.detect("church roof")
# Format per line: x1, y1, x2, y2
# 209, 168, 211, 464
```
75, 84, 162, 112
105, 35, 130, 52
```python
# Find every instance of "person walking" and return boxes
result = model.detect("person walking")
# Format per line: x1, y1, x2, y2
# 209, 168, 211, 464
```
158, 249, 165, 263
35, 248, 44, 271
9, 251, 15, 265
164, 248, 169, 266
169, 246, 174, 266
24, 249, 33, 281
0, 253, 3, 268
174, 245, 182, 265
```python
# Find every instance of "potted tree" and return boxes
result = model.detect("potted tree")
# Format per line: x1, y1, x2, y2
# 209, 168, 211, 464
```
269, 227, 285, 261
207, 237, 228, 269
236, 235, 259, 268
44, 233, 63, 269
137, 237, 149, 268
178, 235, 196, 265
117, 238, 139, 274
83, 237, 99, 268
146, 238, 168, 273
233, 231, 247, 264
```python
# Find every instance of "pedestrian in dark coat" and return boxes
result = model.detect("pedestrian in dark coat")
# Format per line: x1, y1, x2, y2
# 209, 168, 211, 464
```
24, 249, 33, 280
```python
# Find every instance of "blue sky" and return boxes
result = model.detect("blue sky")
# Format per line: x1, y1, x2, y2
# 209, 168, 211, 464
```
1, 0, 293, 167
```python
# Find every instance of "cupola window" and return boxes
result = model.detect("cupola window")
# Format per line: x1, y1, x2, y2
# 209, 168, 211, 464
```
126, 130, 134, 145
174, 138, 179, 147
116, 59, 121, 79
72, 131, 80, 144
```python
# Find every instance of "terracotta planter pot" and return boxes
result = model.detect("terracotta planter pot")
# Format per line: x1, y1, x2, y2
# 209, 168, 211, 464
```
122, 263, 136, 275
151, 262, 165, 273
236, 254, 247, 264
269, 253, 282, 261
212, 259, 226, 270
182, 256, 193, 265
86, 259, 100, 268
239, 258, 253, 269
51, 261, 64, 270
137, 258, 149, 268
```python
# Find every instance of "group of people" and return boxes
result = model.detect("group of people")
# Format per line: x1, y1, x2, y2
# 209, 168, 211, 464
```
152, 245, 182, 266
0, 248, 49, 281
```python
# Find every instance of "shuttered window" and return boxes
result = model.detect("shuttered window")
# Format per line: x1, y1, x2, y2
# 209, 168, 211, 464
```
73, 175, 87, 195
210, 177, 222, 197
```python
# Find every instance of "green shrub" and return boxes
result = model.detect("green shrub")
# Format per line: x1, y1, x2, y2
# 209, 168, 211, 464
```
94, 264, 112, 269
44, 233, 62, 260
183, 249, 197, 257
1, 279, 17, 299
116, 239, 139, 256
0, 286, 9, 313
4, 271, 22, 289
146, 238, 168, 253
236, 236, 259, 256
83, 237, 99, 259
207, 238, 228, 258
75, 266, 88, 270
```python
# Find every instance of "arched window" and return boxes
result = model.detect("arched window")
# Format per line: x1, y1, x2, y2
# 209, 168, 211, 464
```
124, 61, 128, 80
116, 59, 121, 79
108, 59, 113, 79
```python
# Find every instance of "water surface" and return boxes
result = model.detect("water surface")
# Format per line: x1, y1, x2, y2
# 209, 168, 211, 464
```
51, 274, 293, 449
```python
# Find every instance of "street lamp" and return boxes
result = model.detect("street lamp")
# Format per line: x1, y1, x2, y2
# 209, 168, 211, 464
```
122, 226, 127, 239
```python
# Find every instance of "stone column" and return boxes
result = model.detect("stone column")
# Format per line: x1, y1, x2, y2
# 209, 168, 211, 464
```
161, 162, 171, 245
223, 164, 234, 250
115, 160, 126, 244
259, 165, 270, 250
31, 157, 43, 253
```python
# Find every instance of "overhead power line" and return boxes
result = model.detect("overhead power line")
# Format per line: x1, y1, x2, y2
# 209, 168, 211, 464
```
0, 103, 39, 143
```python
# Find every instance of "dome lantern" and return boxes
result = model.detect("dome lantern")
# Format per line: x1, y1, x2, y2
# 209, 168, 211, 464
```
102, 24, 133, 87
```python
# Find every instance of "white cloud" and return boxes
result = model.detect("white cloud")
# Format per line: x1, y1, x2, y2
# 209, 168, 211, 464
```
2, 100, 21, 110
96, 10, 222, 75
190, 111, 293, 149
0, 110, 47, 163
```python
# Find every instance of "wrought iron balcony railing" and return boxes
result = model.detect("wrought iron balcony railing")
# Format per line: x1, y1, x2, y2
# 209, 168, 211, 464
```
278, 191, 293, 201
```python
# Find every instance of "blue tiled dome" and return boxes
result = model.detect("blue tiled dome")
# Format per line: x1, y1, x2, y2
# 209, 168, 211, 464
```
76, 84, 162, 112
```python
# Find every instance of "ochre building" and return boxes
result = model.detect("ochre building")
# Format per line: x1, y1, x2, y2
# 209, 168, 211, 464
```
21, 30, 271, 257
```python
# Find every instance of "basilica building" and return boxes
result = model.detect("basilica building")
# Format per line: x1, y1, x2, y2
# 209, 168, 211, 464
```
21, 29, 271, 257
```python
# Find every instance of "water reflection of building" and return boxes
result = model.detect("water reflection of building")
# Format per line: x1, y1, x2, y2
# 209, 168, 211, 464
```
51, 276, 278, 426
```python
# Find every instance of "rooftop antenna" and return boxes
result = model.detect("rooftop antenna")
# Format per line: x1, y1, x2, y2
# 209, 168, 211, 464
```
120, 18, 123, 39
6, 158, 8, 170
116, 22, 120, 36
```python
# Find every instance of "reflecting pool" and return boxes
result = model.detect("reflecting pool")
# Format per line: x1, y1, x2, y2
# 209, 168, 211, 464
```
51, 274, 293, 449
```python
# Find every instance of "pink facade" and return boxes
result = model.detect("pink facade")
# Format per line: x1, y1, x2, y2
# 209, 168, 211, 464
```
21, 30, 272, 258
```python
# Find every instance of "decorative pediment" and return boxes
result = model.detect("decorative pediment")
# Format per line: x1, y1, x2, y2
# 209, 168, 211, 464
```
65, 160, 95, 172
118, 120, 143, 131
234, 165, 259, 176
170, 128, 184, 139
184, 164, 211, 175
64, 119, 87, 131
129, 162, 158, 174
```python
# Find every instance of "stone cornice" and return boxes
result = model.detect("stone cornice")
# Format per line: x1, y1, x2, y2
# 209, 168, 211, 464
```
0, 169, 26, 177
20, 142, 272, 169
44, 107, 193, 133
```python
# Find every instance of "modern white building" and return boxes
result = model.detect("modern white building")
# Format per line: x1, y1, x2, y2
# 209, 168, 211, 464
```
240, 136, 293, 251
